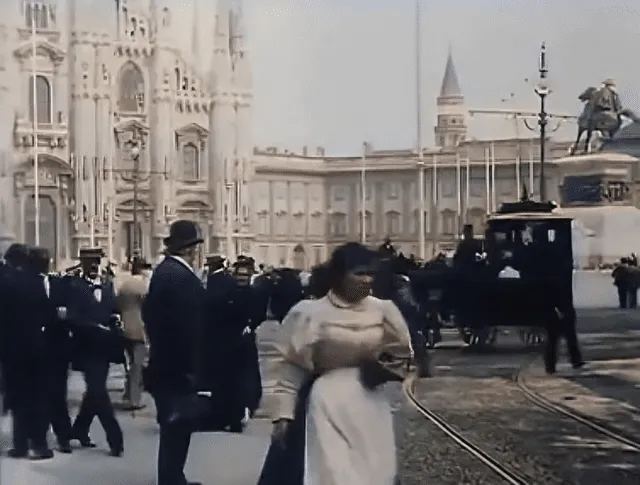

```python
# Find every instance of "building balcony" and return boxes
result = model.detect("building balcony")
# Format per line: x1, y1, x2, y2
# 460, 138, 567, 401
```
13, 113, 69, 158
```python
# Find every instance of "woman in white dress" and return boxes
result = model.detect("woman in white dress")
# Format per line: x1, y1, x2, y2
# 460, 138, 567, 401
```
260, 243, 413, 485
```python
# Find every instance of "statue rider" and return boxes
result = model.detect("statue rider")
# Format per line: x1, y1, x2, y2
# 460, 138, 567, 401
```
594, 78, 621, 120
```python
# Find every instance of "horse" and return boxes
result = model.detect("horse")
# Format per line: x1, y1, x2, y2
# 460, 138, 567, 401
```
571, 86, 638, 155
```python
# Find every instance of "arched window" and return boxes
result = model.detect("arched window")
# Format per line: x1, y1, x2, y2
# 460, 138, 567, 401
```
29, 75, 52, 124
182, 143, 200, 179
118, 62, 144, 113
175, 68, 181, 91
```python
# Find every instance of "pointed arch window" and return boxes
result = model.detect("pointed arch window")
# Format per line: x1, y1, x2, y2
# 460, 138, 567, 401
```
29, 75, 52, 124
118, 62, 145, 113
25, 2, 50, 29
182, 143, 200, 180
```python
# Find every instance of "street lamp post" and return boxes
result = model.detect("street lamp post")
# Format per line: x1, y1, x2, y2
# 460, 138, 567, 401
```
534, 42, 549, 201
102, 135, 168, 261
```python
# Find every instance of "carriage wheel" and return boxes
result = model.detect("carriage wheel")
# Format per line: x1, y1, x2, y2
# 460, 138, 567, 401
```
466, 327, 497, 348
459, 328, 472, 345
519, 328, 546, 347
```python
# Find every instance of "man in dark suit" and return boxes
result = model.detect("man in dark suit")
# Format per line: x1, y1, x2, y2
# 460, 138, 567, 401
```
68, 247, 124, 456
142, 220, 206, 485
28, 247, 74, 453
1, 243, 54, 459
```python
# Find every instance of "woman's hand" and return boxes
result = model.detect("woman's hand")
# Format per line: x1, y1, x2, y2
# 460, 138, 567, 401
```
271, 418, 293, 448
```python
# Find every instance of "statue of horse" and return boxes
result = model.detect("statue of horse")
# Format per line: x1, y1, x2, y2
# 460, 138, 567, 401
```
570, 86, 639, 155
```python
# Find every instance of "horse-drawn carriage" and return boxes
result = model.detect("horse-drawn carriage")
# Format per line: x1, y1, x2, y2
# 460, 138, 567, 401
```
450, 199, 574, 348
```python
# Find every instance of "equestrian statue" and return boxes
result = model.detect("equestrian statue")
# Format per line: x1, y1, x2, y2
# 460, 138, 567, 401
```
570, 79, 639, 155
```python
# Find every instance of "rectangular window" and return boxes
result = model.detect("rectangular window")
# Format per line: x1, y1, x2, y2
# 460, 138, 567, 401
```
278, 245, 287, 266
387, 183, 400, 199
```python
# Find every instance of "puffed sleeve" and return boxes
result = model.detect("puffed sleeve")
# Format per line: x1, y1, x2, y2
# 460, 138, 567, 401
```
376, 298, 414, 379
267, 300, 317, 421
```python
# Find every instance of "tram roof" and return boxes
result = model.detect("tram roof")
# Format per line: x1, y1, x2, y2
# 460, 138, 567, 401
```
487, 211, 572, 222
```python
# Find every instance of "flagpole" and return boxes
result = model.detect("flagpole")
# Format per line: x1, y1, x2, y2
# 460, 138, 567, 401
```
416, 0, 425, 259
431, 153, 437, 255
484, 146, 490, 214
31, 1, 40, 245
455, 153, 461, 237
529, 138, 534, 195
360, 142, 367, 245
515, 149, 521, 200
107, 123, 114, 263
465, 156, 470, 223
490, 141, 496, 211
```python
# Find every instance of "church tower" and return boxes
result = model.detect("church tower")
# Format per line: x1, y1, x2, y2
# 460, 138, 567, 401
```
208, 0, 237, 259
230, 0, 253, 255
434, 50, 467, 148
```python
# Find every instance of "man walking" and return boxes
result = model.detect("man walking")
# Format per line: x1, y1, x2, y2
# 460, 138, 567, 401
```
142, 220, 206, 485
117, 257, 152, 411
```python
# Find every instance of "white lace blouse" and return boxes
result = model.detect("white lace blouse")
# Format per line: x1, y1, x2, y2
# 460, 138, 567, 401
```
268, 292, 412, 421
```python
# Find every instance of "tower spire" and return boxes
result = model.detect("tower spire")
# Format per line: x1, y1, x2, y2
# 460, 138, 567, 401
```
434, 48, 466, 147
439, 49, 462, 98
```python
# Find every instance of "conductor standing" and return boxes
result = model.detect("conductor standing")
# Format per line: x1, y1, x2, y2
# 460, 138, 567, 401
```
142, 220, 206, 485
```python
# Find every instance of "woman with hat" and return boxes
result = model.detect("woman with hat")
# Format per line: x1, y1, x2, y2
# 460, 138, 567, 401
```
259, 242, 413, 485
142, 219, 206, 485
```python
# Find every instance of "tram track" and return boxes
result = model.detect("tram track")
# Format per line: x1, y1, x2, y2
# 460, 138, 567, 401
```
403, 376, 531, 485
402, 354, 640, 484
513, 355, 640, 453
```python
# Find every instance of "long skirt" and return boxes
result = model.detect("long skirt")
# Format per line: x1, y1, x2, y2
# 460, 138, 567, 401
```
257, 368, 397, 485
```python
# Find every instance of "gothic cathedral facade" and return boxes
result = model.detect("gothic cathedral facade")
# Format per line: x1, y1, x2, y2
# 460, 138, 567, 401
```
0, 0, 252, 266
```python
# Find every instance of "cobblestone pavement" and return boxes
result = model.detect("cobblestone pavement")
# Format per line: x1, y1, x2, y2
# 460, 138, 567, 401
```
400, 309, 640, 484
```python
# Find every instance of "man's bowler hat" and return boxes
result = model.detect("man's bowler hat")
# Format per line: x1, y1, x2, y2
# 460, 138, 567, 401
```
163, 220, 204, 251
79, 247, 105, 260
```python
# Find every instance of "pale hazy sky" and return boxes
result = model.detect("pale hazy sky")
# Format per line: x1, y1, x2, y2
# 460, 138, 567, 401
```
241, 0, 640, 155
16, 0, 640, 156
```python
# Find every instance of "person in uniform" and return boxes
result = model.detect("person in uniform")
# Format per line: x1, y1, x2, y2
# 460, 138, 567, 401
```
0, 244, 54, 460
117, 256, 152, 411
29, 247, 75, 454
142, 220, 206, 485
205, 254, 226, 276
68, 247, 124, 456
232, 257, 268, 418
200, 255, 254, 432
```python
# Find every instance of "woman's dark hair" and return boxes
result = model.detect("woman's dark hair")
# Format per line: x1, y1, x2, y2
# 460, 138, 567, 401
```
327, 242, 376, 292
307, 262, 331, 298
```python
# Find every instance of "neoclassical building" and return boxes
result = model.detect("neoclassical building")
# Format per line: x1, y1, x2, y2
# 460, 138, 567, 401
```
1, 1, 636, 269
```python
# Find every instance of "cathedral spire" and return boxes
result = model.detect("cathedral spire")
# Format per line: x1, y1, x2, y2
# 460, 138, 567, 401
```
210, 0, 232, 89
191, 0, 200, 64
229, 0, 250, 88
439, 49, 462, 98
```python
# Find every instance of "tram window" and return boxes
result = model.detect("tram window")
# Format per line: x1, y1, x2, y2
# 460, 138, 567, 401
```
494, 231, 507, 242
547, 229, 555, 242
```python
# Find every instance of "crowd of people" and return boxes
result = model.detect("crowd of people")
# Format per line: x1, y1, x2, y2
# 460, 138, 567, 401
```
1, 217, 590, 485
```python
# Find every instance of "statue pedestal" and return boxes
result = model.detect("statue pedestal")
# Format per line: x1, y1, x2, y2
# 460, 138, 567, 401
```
561, 206, 640, 266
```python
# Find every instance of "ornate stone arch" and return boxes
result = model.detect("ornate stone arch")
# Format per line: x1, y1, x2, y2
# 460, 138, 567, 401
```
118, 61, 145, 113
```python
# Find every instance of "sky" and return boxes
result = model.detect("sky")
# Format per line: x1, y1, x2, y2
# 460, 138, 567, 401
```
240, 0, 640, 155
13, 0, 640, 156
